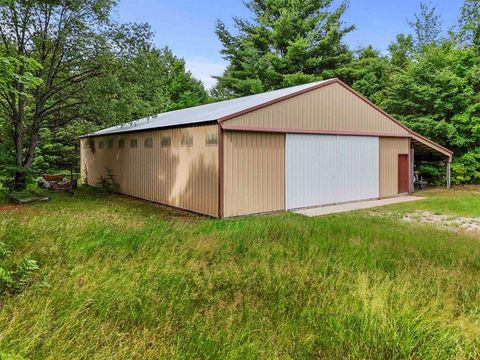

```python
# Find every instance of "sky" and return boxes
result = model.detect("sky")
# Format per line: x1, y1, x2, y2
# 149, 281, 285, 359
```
115, 0, 465, 89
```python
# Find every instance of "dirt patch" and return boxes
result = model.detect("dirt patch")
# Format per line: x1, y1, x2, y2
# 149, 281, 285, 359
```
0, 204, 20, 213
402, 211, 480, 232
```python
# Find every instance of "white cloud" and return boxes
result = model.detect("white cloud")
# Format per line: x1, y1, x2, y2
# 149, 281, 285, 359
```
184, 59, 227, 90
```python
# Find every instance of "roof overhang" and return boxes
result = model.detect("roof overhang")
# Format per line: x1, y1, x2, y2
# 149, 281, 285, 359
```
410, 133, 453, 162
79, 120, 218, 139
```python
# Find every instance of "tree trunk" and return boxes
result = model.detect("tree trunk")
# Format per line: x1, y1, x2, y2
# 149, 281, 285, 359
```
14, 170, 27, 189
12, 81, 28, 189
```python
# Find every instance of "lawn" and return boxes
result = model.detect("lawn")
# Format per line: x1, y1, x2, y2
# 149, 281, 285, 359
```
0, 187, 479, 359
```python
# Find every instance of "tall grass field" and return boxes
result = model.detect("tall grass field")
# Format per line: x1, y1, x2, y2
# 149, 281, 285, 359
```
0, 187, 479, 359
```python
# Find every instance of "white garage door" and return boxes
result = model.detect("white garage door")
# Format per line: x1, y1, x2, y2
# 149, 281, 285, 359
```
286, 134, 379, 210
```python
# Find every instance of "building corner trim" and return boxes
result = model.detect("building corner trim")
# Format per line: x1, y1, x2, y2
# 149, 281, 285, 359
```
218, 123, 224, 218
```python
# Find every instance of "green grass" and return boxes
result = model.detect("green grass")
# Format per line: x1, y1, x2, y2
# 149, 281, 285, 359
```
382, 186, 480, 217
0, 187, 479, 359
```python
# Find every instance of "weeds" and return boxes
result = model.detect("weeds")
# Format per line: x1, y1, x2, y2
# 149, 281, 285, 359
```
0, 241, 39, 295
97, 167, 119, 193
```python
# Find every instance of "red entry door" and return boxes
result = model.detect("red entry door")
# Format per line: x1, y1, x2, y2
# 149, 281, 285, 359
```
398, 154, 409, 194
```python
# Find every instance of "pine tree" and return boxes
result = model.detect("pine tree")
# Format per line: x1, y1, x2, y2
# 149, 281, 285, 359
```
213, 0, 355, 97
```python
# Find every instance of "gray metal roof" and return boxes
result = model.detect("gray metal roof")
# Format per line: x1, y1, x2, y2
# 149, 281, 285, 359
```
84, 80, 331, 137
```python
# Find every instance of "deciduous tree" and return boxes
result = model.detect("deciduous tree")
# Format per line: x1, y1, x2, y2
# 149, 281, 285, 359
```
0, 0, 116, 187
407, 2, 442, 51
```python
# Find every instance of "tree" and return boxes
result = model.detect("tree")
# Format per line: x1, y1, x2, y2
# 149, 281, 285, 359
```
407, 2, 442, 51
154, 49, 209, 111
388, 34, 415, 67
380, 44, 475, 150
0, 54, 42, 187
43, 46, 209, 170
0, 0, 209, 189
336, 46, 390, 101
79, 47, 208, 131
213, 0, 355, 97
378, 43, 480, 183
0, 0, 116, 188
456, 0, 480, 50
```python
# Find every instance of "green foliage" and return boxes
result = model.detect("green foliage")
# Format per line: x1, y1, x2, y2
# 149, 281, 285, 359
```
388, 34, 415, 67
456, 0, 480, 49
338, 1, 480, 184
451, 148, 480, 184
0, 241, 39, 296
377, 42, 479, 182
0, 158, 34, 191
213, 0, 354, 97
1, 0, 479, 187
336, 46, 390, 101
0, 1, 208, 189
83, 47, 208, 130
380, 43, 476, 147
97, 168, 120, 193
0, 54, 43, 188
407, 2, 442, 51
0, 188, 479, 357
0, 55, 42, 95
416, 162, 446, 186
0, 0, 118, 188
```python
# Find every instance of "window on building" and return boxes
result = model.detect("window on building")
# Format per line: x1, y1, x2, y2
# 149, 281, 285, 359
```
107, 139, 114, 149
130, 139, 138, 148
118, 139, 125, 149
161, 135, 171, 147
99, 140, 104, 149
144, 137, 153, 148
206, 133, 218, 146
181, 133, 193, 147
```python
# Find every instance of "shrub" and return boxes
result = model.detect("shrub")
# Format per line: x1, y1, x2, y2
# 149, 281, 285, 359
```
97, 167, 120, 193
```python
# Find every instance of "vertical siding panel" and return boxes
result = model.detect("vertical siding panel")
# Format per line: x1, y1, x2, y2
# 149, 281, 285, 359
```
228, 83, 408, 135
286, 134, 379, 209
140, 133, 143, 199
379, 137, 410, 198
223, 131, 285, 217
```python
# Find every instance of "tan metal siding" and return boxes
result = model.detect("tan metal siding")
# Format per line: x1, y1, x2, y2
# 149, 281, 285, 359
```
223, 131, 285, 217
227, 82, 409, 135
80, 125, 219, 217
379, 137, 410, 198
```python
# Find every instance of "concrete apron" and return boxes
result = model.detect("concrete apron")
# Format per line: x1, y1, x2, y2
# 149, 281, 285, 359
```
294, 196, 424, 217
